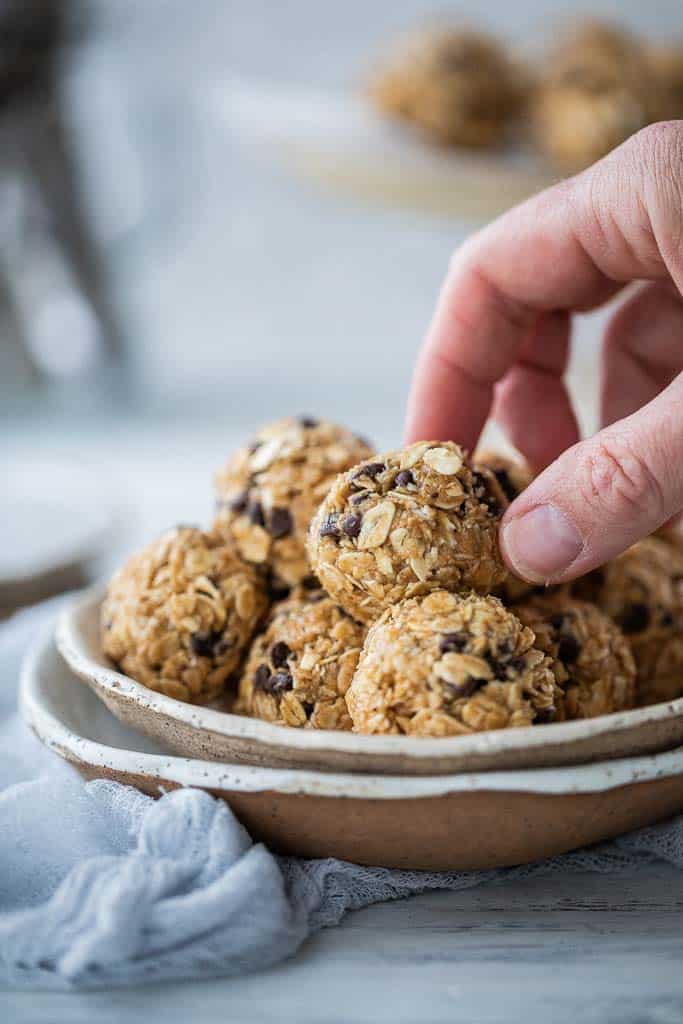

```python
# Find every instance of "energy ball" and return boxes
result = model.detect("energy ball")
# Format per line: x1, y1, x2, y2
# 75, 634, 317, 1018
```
308, 441, 509, 624
101, 526, 268, 703
237, 588, 365, 730
346, 590, 559, 736
574, 538, 683, 706
515, 595, 636, 720
532, 21, 657, 170
369, 27, 522, 148
214, 416, 373, 589
474, 449, 536, 603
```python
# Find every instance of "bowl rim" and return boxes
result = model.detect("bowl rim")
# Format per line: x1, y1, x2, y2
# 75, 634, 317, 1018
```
56, 586, 683, 765
24, 621, 683, 798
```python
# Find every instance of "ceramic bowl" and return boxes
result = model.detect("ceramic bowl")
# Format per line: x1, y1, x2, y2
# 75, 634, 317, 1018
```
24, 624, 683, 870
57, 587, 683, 776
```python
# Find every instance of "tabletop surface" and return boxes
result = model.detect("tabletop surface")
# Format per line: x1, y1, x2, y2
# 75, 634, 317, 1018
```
4, 862, 683, 1023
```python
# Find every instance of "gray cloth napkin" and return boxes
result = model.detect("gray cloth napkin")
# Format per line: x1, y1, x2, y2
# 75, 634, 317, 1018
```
2, 597, 683, 990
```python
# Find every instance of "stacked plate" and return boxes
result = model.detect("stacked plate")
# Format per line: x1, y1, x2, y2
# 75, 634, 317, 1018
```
21, 585, 683, 871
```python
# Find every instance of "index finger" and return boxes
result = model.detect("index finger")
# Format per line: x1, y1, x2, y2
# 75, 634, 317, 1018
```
405, 124, 683, 449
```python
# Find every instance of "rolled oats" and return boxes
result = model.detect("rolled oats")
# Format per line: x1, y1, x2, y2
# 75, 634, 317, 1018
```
308, 441, 508, 623
237, 587, 365, 730
214, 416, 373, 588
101, 526, 268, 703
346, 590, 560, 736
515, 594, 636, 719
574, 538, 683, 706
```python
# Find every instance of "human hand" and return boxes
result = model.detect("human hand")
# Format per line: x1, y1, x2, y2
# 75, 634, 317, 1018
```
405, 122, 683, 585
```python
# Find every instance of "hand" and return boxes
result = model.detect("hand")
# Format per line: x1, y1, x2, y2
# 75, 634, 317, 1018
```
405, 122, 683, 585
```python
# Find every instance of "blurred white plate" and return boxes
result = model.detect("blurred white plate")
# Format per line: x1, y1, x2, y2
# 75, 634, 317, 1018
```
1, 463, 119, 609
214, 78, 558, 220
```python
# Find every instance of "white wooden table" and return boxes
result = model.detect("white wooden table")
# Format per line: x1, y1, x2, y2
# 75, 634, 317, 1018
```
4, 864, 683, 1023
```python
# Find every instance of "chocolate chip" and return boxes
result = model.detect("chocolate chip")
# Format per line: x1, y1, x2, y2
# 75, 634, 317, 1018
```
352, 462, 385, 481
254, 664, 272, 690
509, 657, 528, 673
340, 512, 362, 538
301, 574, 320, 590
661, 611, 675, 628
299, 416, 318, 428
493, 467, 517, 502
270, 641, 291, 668
444, 678, 485, 700
549, 613, 566, 630
535, 706, 556, 724
268, 507, 293, 539
190, 630, 224, 658
269, 580, 291, 602
302, 701, 315, 716
439, 632, 468, 654
557, 634, 581, 664
618, 602, 651, 635
269, 671, 293, 695
320, 513, 340, 539
229, 490, 249, 514
350, 491, 369, 506
394, 469, 415, 488
471, 471, 500, 515
248, 500, 265, 527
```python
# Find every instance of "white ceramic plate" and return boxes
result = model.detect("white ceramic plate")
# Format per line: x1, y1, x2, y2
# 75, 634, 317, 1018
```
214, 78, 557, 221
23, 624, 683, 870
56, 587, 683, 776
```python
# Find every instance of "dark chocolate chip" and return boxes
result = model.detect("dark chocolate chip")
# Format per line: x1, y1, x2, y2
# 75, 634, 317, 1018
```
557, 634, 581, 664
301, 574, 320, 590
351, 462, 386, 481
549, 613, 566, 630
471, 471, 500, 515
254, 664, 272, 690
270, 641, 291, 668
269, 580, 291, 602
268, 507, 293, 539
320, 513, 340, 539
229, 490, 249, 514
618, 602, 651, 635
248, 500, 265, 527
535, 706, 556, 724
493, 467, 517, 502
302, 701, 315, 716
661, 611, 675, 628
509, 657, 528, 673
340, 512, 362, 538
269, 671, 294, 695
299, 416, 319, 428
190, 630, 224, 658
393, 469, 415, 488
350, 491, 369, 506
444, 678, 485, 700
439, 632, 468, 654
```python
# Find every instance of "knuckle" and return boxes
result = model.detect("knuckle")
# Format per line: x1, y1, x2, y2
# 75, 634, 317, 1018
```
577, 436, 666, 524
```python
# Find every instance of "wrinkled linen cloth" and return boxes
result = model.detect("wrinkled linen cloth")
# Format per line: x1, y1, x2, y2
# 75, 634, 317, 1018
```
2, 597, 683, 990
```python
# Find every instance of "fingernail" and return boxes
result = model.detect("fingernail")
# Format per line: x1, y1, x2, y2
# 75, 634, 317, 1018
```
501, 505, 583, 584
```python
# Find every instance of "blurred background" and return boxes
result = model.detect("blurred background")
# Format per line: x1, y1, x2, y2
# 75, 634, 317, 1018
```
3, 0, 683, 607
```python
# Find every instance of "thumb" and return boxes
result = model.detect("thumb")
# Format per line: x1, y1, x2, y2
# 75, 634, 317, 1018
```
500, 374, 683, 583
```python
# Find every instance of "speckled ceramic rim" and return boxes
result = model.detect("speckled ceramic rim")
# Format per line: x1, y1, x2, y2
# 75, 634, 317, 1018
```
56, 587, 683, 767
22, 623, 683, 798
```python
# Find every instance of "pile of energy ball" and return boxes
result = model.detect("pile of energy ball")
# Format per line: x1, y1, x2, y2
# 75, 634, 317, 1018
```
368, 18, 683, 172
101, 417, 683, 738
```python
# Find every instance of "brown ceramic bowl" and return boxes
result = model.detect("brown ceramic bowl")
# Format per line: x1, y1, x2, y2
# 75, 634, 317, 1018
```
57, 587, 683, 777
24, 624, 683, 870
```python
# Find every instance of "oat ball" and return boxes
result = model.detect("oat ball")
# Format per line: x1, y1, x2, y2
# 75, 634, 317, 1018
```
307, 441, 509, 624
532, 21, 657, 171
214, 417, 373, 589
346, 590, 559, 737
237, 588, 365, 730
101, 526, 268, 703
369, 27, 522, 148
515, 595, 635, 720
574, 538, 683, 706
650, 44, 683, 120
